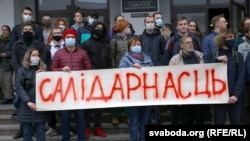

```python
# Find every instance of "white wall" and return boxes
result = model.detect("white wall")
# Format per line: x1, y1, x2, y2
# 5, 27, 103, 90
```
0, 0, 15, 29
0, 0, 36, 30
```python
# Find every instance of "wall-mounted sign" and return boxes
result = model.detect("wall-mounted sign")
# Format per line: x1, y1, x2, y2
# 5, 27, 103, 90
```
122, 0, 158, 13
131, 13, 149, 18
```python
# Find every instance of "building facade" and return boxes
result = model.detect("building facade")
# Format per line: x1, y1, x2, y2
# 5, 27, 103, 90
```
0, 0, 248, 35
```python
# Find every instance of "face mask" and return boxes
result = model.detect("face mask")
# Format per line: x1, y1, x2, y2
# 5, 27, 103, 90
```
125, 28, 131, 35
23, 31, 34, 41
88, 18, 94, 25
93, 29, 105, 38
53, 36, 62, 42
155, 19, 163, 27
131, 45, 142, 53
65, 38, 76, 47
145, 23, 155, 30
30, 57, 40, 66
224, 39, 235, 48
23, 15, 32, 23
43, 21, 51, 28
58, 25, 65, 31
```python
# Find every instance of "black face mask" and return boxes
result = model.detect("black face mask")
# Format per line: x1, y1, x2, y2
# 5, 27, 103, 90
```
43, 21, 51, 28
93, 29, 105, 38
23, 31, 34, 42
52, 35, 62, 42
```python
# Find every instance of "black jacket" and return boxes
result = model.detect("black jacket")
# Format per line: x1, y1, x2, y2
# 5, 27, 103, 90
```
139, 28, 166, 66
16, 66, 48, 123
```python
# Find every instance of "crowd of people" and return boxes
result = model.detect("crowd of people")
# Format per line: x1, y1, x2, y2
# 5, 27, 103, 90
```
0, 6, 249, 141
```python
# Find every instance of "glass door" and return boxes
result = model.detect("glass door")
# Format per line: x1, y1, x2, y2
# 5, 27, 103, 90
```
230, 0, 245, 31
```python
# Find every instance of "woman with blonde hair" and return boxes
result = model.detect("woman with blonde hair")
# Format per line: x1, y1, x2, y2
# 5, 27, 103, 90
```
206, 28, 245, 125
15, 47, 47, 140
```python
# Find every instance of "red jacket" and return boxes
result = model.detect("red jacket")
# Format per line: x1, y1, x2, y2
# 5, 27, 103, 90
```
51, 47, 92, 71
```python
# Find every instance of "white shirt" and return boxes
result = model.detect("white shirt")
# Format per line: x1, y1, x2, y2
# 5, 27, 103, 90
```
50, 41, 64, 60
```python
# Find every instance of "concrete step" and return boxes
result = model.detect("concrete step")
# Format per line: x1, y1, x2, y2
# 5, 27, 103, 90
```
0, 133, 130, 141
0, 123, 131, 136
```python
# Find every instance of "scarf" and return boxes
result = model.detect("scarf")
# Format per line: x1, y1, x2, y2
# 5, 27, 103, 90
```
130, 52, 144, 61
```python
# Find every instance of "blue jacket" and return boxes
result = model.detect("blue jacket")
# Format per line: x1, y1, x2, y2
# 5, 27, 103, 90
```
119, 51, 153, 68
77, 25, 91, 45
202, 31, 218, 59
206, 48, 245, 98
16, 66, 48, 123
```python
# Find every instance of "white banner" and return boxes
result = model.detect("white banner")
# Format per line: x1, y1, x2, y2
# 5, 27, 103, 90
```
36, 63, 229, 111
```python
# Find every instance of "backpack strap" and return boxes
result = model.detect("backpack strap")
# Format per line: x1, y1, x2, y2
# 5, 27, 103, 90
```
212, 49, 219, 61
232, 50, 239, 63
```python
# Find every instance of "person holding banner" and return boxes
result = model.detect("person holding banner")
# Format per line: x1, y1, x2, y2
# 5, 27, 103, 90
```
206, 28, 245, 125
169, 35, 205, 125
51, 29, 92, 141
15, 47, 47, 141
109, 19, 136, 126
80, 21, 112, 138
119, 37, 153, 141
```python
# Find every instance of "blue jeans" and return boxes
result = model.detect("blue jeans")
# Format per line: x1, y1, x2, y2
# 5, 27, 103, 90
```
128, 106, 151, 141
22, 122, 45, 141
61, 110, 85, 141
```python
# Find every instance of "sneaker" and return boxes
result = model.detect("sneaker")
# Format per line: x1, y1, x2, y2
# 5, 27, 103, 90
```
46, 128, 58, 136
70, 131, 74, 137
94, 127, 107, 137
13, 129, 23, 139
112, 117, 119, 125
85, 128, 90, 139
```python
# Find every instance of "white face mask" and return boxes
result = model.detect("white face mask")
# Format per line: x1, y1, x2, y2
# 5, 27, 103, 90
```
30, 57, 40, 66
88, 18, 94, 25
23, 15, 32, 23
125, 27, 131, 35
145, 23, 155, 30
58, 25, 65, 31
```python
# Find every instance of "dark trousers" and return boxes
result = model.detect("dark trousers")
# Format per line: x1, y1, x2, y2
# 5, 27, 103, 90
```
48, 111, 57, 129
84, 109, 102, 128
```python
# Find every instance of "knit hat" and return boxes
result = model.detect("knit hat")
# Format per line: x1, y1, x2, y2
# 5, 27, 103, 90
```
62, 29, 77, 40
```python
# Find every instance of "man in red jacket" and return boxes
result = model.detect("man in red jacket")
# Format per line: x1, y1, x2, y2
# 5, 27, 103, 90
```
51, 29, 91, 141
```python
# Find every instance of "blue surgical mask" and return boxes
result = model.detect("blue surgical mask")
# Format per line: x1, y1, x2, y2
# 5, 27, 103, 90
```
155, 19, 163, 27
88, 18, 94, 25
224, 39, 235, 49
145, 24, 155, 30
65, 38, 76, 47
131, 45, 142, 53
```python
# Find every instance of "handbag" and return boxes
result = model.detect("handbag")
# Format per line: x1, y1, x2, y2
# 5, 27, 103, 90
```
13, 94, 20, 109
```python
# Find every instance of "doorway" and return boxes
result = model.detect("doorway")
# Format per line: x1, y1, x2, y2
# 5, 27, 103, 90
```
208, 8, 230, 32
